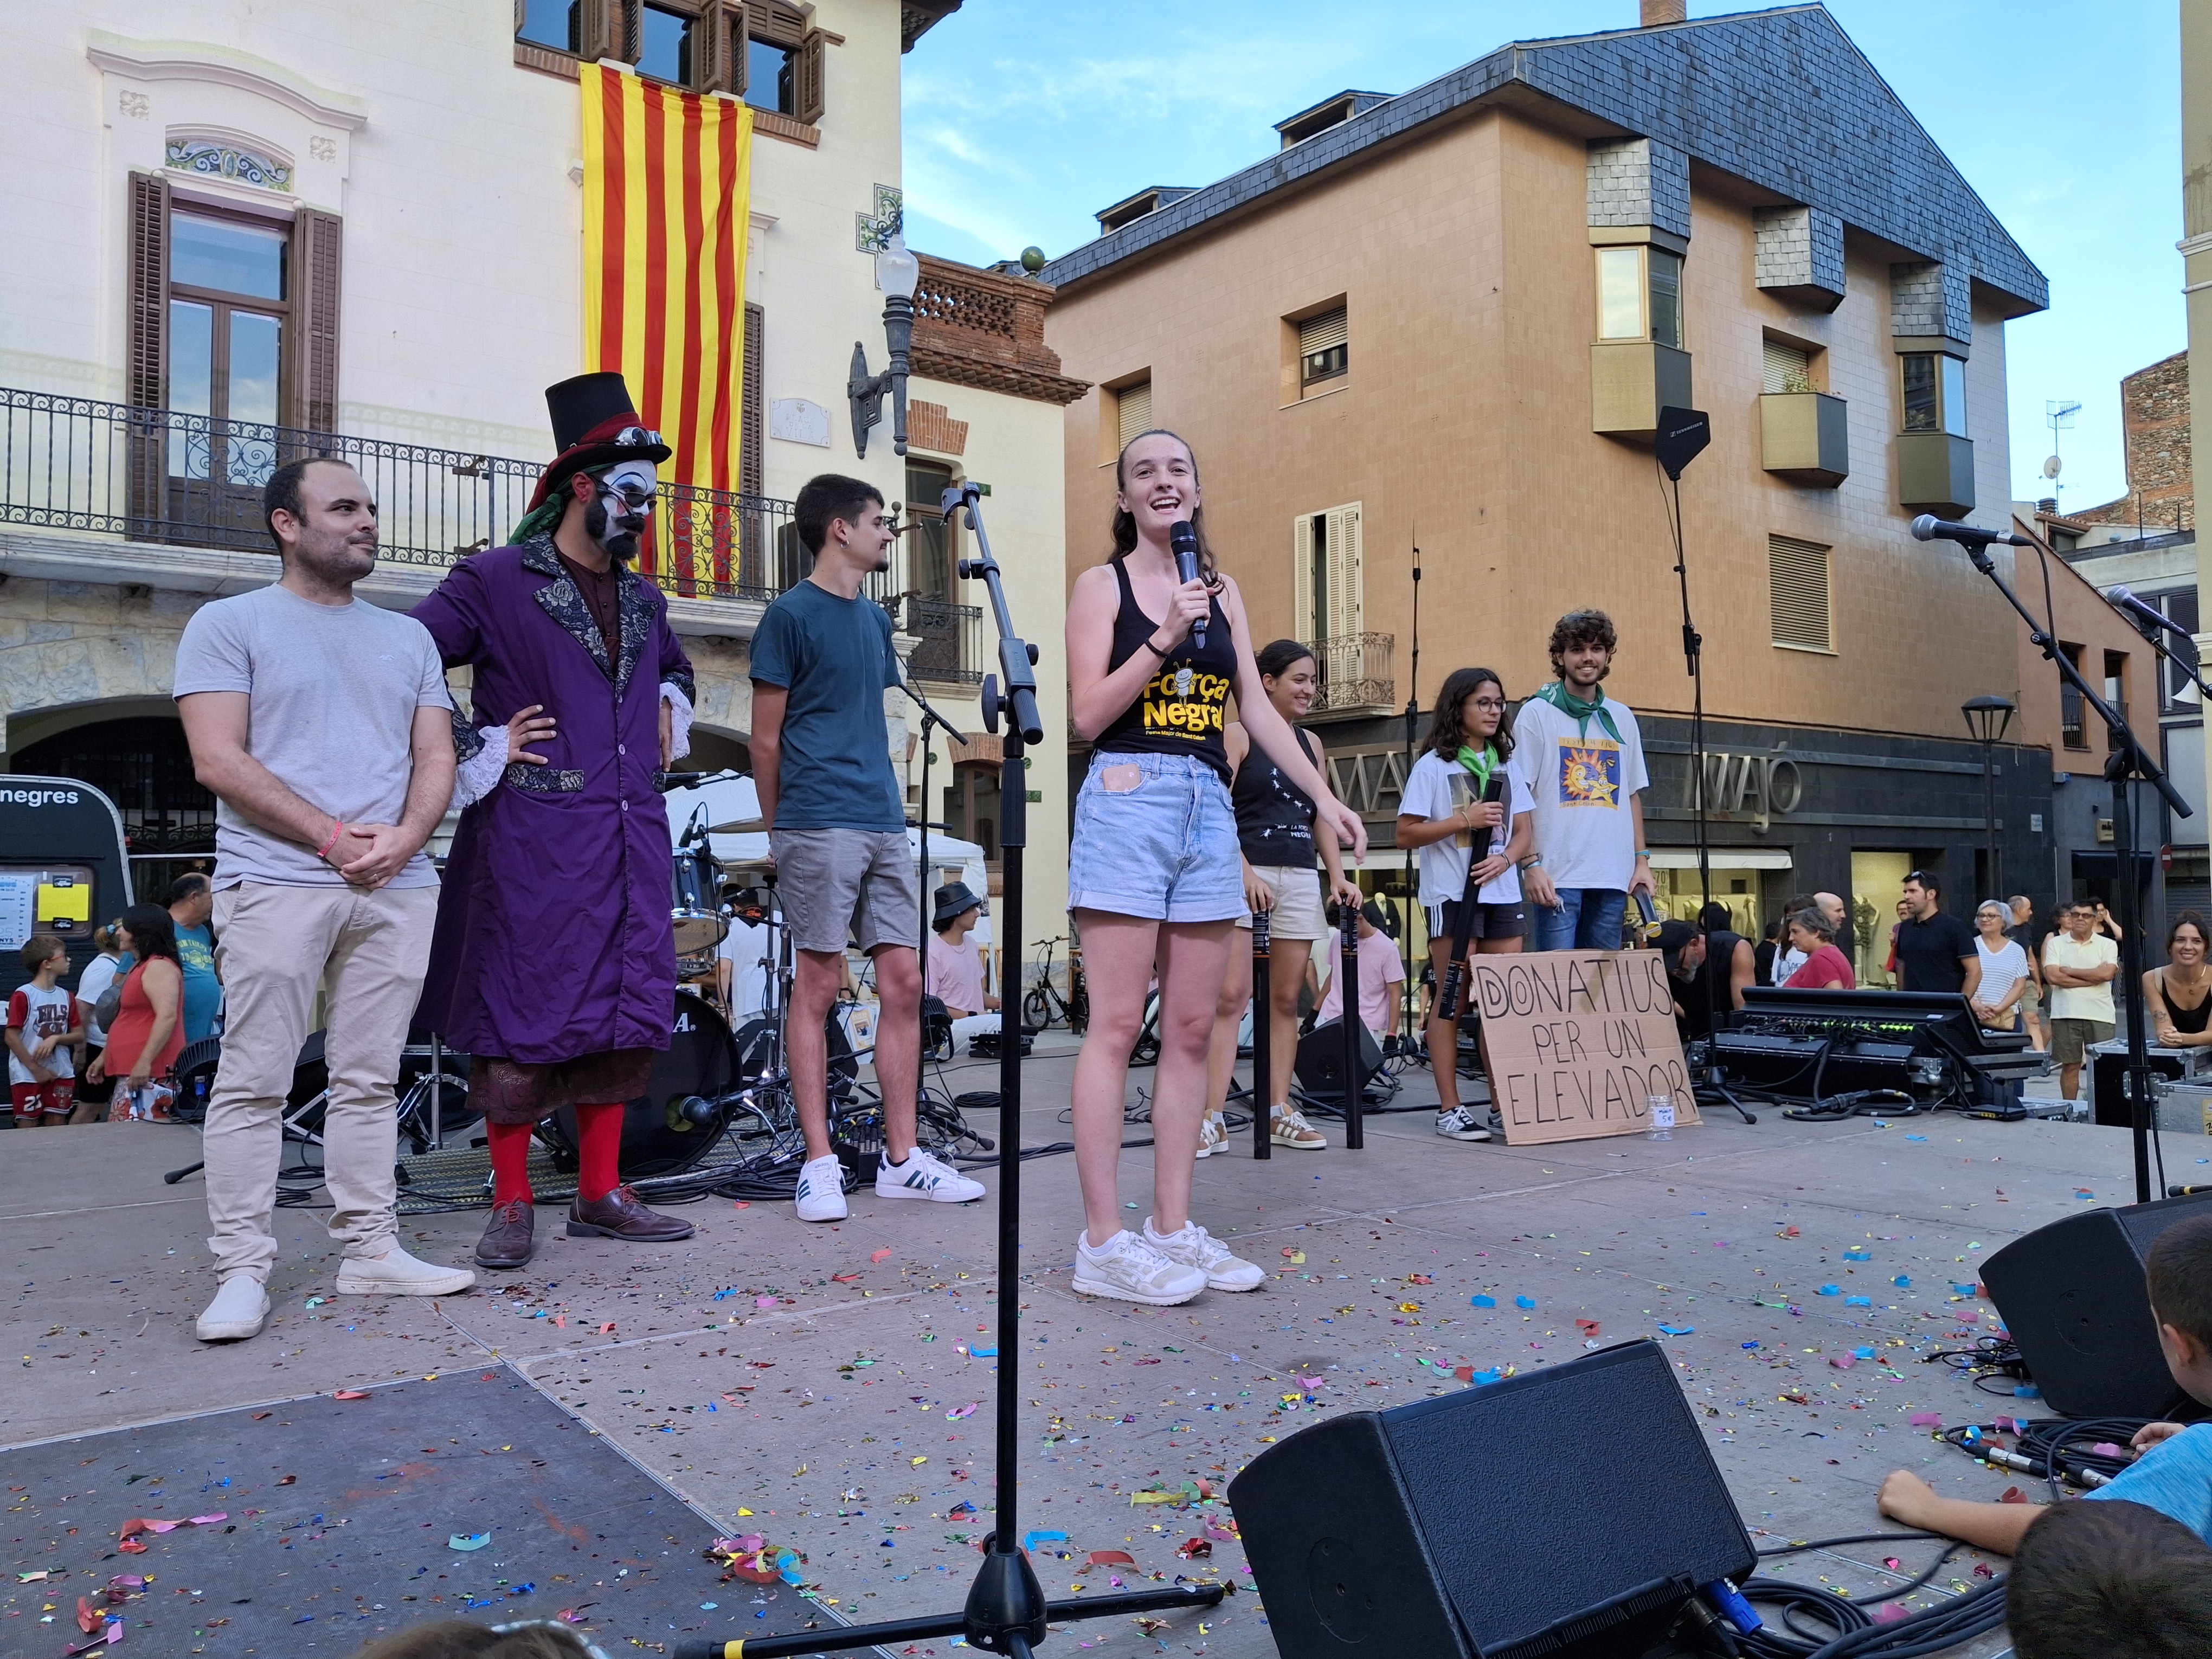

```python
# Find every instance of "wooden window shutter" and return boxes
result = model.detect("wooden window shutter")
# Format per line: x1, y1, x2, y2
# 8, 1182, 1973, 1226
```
741, 301, 764, 496
1115, 380, 1152, 450
293, 210, 343, 433
725, 2, 748, 95
693, 2, 729, 92
794, 28, 825, 124
1769, 534, 1831, 652
1324, 502, 1362, 636
577, 0, 627, 62
126, 171, 170, 410
1293, 512, 1315, 644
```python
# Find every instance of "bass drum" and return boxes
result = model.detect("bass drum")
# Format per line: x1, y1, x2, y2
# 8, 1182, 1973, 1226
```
538, 992, 739, 1179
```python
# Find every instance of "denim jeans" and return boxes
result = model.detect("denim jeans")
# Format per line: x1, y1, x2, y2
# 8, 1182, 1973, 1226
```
1068, 751, 1244, 924
1533, 887, 1629, 953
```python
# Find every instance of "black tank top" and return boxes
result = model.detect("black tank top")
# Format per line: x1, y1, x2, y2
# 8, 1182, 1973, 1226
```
1095, 556, 1236, 781
1233, 727, 1321, 869
2161, 971, 2212, 1034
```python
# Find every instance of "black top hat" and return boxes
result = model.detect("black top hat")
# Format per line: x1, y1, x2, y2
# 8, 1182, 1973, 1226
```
932, 881, 985, 932
527, 372, 673, 512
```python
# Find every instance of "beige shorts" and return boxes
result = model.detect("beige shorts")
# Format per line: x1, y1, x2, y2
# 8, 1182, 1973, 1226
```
1233, 864, 1327, 941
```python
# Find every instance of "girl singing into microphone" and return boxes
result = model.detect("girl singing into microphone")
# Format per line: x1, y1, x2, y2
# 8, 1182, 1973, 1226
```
1065, 429, 1367, 1305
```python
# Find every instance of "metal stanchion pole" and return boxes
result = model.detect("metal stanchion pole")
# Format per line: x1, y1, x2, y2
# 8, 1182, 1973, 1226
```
1338, 900, 1364, 1150
1251, 909, 1272, 1160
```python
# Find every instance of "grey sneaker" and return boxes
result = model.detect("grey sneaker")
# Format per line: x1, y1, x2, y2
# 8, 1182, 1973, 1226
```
1435, 1105, 1491, 1142
1144, 1217, 1265, 1291
1071, 1229, 1206, 1306
195, 1275, 269, 1342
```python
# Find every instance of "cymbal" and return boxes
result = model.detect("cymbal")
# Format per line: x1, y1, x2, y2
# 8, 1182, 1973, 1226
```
709, 816, 768, 834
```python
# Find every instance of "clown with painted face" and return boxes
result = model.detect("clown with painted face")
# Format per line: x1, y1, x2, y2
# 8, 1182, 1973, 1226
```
411, 373, 699, 1270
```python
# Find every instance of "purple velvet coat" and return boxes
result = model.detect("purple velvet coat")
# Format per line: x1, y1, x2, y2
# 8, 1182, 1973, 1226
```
411, 535, 695, 1064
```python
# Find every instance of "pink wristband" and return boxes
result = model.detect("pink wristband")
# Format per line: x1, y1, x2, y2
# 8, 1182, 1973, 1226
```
318, 821, 345, 859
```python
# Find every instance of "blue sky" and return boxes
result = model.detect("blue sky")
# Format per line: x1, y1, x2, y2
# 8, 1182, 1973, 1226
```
902, 1, 2183, 516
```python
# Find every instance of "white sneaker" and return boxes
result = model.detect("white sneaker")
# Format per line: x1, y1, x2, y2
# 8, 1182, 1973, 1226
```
795, 1154, 850, 1223
1144, 1217, 1265, 1292
335, 1245, 476, 1297
1071, 1229, 1206, 1306
195, 1275, 269, 1342
876, 1147, 986, 1204
1195, 1112, 1227, 1159
1435, 1105, 1491, 1142
1269, 1105, 1327, 1150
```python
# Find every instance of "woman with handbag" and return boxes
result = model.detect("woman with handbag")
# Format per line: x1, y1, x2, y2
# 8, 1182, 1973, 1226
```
1969, 900, 2030, 1034
87, 904, 185, 1122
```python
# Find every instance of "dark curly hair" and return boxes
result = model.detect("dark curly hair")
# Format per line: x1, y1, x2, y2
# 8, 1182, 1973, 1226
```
1548, 608, 1618, 679
1427, 667, 1514, 764
1109, 429, 1216, 578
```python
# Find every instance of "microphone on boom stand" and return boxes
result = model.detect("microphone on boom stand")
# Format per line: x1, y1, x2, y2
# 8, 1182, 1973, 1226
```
1170, 519, 1205, 648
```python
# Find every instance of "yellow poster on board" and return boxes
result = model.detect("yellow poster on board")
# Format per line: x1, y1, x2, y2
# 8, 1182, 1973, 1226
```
38, 881, 90, 923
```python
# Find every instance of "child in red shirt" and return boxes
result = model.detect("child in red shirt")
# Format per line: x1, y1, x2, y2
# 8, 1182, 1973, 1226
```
7, 935, 82, 1126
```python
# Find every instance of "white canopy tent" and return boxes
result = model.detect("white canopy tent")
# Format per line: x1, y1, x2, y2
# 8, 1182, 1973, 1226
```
661, 774, 994, 947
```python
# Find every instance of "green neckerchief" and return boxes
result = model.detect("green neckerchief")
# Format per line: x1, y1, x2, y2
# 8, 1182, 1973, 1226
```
1453, 743, 1498, 797
1533, 679, 1623, 745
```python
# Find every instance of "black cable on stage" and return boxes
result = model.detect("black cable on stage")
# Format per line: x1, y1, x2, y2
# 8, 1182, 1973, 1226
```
1733, 1531, 2007, 1659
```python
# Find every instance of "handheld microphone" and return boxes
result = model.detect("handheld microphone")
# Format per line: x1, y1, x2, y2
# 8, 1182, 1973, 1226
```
1169, 519, 1205, 648
1909, 513, 2032, 548
2107, 583, 2192, 640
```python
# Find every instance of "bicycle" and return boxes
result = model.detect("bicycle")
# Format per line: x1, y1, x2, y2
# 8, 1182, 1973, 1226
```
1022, 935, 1088, 1033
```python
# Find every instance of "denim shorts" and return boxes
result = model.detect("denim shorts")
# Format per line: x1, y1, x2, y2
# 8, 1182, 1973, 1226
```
1069, 751, 1244, 924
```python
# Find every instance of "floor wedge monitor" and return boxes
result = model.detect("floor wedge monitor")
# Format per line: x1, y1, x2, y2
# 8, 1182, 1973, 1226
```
1227, 1340, 1754, 1659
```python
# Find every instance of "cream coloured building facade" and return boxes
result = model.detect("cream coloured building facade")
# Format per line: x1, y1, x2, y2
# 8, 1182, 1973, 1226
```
0, 0, 1076, 936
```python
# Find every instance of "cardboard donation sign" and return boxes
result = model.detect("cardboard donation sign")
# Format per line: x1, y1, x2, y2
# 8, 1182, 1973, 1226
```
1470, 949, 1697, 1145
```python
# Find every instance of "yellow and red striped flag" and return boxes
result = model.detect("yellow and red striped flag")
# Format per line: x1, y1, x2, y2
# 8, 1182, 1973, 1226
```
580, 63, 753, 579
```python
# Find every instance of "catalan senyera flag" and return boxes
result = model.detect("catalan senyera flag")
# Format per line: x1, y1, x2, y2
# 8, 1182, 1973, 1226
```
580, 63, 752, 580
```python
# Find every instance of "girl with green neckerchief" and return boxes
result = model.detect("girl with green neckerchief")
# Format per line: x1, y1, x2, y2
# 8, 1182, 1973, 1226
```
1396, 667, 1535, 1144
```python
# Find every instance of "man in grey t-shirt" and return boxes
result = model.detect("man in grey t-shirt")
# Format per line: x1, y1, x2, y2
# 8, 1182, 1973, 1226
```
175, 456, 474, 1343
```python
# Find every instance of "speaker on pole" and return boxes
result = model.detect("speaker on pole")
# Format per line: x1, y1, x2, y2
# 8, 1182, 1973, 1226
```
1980, 1189, 2212, 1419
1229, 1340, 1754, 1659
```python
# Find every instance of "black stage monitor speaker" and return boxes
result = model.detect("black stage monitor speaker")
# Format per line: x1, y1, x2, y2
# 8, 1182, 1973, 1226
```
1229, 1340, 1753, 1659
1981, 1190, 2212, 1420
1295, 1018, 1381, 1105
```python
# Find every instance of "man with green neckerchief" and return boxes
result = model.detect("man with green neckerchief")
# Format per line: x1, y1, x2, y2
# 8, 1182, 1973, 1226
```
1512, 609, 1655, 951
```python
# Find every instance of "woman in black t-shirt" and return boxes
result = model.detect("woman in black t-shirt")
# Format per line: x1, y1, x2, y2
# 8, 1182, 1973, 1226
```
1063, 430, 1366, 1308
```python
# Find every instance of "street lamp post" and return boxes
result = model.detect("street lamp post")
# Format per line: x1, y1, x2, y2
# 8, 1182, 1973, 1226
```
848, 233, 922, 459
1962, 695, 2016, 898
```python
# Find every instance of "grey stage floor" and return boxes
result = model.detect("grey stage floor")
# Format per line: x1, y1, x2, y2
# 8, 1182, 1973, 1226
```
3, 1037, 2166, 1658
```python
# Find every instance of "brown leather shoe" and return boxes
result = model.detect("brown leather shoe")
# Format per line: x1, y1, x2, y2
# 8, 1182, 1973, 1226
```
474, 1199, 536, 1269
567, 1184, 696, 1243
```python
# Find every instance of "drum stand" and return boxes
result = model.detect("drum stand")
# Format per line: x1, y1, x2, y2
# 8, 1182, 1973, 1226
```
670, 485, 1220, 1659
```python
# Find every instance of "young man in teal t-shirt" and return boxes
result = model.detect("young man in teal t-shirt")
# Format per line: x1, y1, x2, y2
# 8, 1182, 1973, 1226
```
750, 474, 983, 1223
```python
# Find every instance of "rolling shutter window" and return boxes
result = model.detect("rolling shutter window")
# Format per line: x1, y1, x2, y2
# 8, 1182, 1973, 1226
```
1769, 534, 1831, 652
1115, 379, 1152, 450
293, 210, 343, 432
1763, 338, 1811, 395
1299, 307, 1348, 387
127, 171, 170, 410
1324, 502, 1362, 636
741, 301, 764, 496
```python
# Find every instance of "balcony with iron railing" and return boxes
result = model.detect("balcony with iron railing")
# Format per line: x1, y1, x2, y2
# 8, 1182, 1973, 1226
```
0, 385, 985, 681
1306, 631, 1396, 715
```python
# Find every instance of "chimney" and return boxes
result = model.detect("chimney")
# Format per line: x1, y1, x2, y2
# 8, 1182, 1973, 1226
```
1641, 0, 1687, 23
2037, 497, 2059, 516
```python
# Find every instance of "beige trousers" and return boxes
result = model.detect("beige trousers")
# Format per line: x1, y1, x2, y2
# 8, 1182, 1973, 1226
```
203, 882, 439, 1282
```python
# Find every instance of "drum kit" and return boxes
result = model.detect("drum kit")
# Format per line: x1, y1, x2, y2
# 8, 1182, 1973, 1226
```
164, 791, 862, 1192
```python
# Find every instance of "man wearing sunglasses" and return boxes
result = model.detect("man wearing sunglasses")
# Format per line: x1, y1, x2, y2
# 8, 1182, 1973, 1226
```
411, 372, 699, 1271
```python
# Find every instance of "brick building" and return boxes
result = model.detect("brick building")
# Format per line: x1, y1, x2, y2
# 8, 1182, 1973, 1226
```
1041, 1, 2098, 975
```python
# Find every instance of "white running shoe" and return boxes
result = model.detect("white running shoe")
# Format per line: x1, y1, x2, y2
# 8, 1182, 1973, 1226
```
195, 1275, 269, 1342
1144, 1217, 1265, 1292
1435, 1105, 1492, 1142
875, 1147, 986, 1204
1269, 1104, 1327, 1150
795, 1153, 850, 1222
1071, 1229, 1206, 1306
334, 1245, 476, 1297
1195, 1112, 1227, 1159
